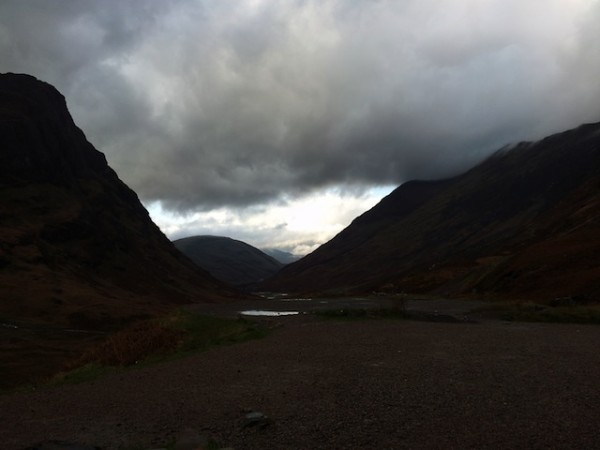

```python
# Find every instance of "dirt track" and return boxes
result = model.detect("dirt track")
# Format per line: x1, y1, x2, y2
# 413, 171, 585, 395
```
1, 308, 599, 450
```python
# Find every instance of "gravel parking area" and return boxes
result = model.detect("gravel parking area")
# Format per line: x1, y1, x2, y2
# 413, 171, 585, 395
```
1, 315, 599, 449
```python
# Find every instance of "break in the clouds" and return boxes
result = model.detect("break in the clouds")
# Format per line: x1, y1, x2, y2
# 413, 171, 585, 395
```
149, 185, 394, 255
2, 0, 600, 251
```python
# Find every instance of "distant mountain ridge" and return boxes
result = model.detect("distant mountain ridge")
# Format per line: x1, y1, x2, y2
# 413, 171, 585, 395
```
0, 73, 236, 330
174, 235, 283, 289
263, 122, 600, 303
261, 248, 301, 264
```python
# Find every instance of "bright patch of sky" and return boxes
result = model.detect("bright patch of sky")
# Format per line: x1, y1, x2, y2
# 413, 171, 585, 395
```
148, 185, 395, 255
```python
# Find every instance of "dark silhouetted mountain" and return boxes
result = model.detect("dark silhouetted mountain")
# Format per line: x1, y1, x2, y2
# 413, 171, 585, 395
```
264, 122, 600, 303
261, 248, 301, 264
0, 73, 237, 331
174, 235, 283, 289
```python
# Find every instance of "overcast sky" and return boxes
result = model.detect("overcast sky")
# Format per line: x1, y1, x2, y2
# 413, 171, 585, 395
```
2, 0, 600, 254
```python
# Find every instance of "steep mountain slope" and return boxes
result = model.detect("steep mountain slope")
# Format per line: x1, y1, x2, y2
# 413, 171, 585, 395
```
264, 122, 600, 302
0, 73, 236, 331
174, 235, 283, 288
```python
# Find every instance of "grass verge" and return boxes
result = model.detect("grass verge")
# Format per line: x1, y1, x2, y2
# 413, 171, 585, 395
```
51, 310, 268, 385
313, 306, 409, 321
499, 303, 600, 324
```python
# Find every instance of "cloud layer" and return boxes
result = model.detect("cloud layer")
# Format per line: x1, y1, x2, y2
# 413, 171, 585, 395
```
2, 1, 600, 249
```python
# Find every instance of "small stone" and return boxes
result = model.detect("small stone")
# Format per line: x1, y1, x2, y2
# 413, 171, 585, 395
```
244, 411, 271, 429
245, 411, 265, 421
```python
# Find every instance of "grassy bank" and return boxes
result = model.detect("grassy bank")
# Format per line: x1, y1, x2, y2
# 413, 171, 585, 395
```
498, 302, 600, 324
314, 305, 409, 321
51, 310, 268, 385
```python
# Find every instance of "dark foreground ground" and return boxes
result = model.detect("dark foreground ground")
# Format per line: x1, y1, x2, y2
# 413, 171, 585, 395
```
1, 307, 599, 450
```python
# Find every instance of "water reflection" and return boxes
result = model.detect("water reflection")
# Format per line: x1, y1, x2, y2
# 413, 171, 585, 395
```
240, 310, 300, 317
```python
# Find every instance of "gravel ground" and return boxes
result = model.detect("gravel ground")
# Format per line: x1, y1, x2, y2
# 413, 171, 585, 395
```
1, 315, 599, 449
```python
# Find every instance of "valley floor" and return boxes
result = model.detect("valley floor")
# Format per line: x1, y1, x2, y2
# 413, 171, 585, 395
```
1, 312, 599, 449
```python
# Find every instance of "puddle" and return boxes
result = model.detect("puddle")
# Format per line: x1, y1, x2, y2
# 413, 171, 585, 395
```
240, 310, 301, 317
279, 298, 313, 302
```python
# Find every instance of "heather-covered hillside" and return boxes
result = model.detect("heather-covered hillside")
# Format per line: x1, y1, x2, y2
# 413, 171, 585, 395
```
264, 122, 600, 303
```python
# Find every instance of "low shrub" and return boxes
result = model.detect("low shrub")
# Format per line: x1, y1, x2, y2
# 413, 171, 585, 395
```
67, 320, 184, 368
55, 310, 268, 384
314, 306, 409, 320
501, 303, 600, 324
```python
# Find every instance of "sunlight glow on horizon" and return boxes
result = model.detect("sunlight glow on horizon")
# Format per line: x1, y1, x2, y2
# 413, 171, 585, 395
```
146, 184, 396, 255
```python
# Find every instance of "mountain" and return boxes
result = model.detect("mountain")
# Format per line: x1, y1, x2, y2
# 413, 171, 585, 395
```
264, 122, 600, 303
174, 235, 283, 289
0, 73, 237, 332
261, 248, 301, 264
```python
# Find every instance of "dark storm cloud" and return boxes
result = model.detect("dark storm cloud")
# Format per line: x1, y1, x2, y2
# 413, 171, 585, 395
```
2, 0, 600, 212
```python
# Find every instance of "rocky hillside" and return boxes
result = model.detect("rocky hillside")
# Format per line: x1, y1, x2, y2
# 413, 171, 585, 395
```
264, 122, 600, 303
0, 73, 237, 331
174, 235, 283, 289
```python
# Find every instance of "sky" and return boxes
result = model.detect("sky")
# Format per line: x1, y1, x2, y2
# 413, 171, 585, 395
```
2, 0, 600, 255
